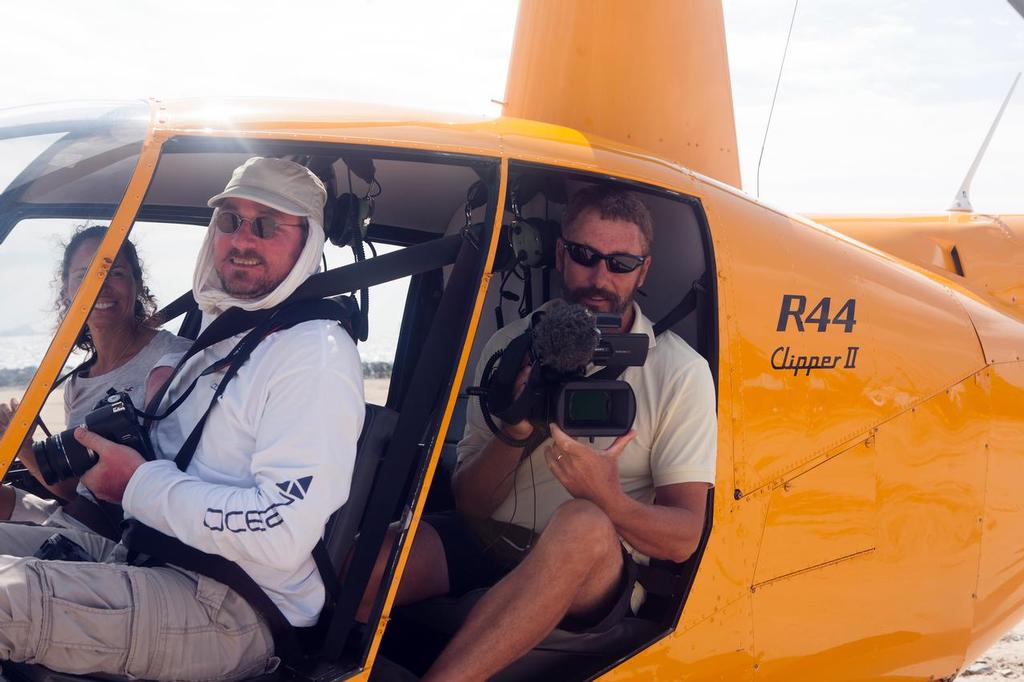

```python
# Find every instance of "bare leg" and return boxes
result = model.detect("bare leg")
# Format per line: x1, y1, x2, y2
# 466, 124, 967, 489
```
423, 499, 624, 682
356, 521, 450, 623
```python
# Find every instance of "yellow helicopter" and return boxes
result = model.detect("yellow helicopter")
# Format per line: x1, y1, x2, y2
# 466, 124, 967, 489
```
0, 1, 1023, 680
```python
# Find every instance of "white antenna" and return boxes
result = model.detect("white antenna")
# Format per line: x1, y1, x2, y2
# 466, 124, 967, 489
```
948, 72, 1020, 212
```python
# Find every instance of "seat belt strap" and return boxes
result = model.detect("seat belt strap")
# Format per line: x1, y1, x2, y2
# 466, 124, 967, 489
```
122, 521, 301, 657
172, 299, 354, 473
61, 496, 122, 542
152, 231, 465, 327
652, 273, 706, 338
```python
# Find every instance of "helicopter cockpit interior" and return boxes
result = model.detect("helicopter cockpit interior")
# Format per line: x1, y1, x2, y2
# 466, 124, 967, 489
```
378, 163, 718, 680
0, 106, 718, 681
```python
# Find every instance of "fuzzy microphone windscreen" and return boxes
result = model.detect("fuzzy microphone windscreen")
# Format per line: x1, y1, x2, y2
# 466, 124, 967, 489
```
531, 302, 599, 373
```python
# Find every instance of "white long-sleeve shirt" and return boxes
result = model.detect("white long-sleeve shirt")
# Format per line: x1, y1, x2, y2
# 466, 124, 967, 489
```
122, 319, 364, 626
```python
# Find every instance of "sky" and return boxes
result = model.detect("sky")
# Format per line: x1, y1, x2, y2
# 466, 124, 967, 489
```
1, 0, 1021, 214
727, 0, 1024, 213
1, 0, 1023, 364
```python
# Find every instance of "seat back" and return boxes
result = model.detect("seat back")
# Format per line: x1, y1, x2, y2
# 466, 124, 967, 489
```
322, 403, 399, 566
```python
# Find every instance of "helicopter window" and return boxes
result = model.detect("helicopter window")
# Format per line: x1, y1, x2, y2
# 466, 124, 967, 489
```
0, 218, 89, 426
0, 105, 148, 429
131, 140, 494, 406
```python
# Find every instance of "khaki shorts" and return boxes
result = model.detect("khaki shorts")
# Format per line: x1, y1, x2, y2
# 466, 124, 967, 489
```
0, 517, 276, 681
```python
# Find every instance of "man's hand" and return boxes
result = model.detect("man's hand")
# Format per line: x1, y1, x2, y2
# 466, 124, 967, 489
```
75, 427, 146, 504
0, 398, 16, 434
498, 361, 534, 441
545, 423, 636, 509
1, 398, 41, 475
0, 398, 32, 448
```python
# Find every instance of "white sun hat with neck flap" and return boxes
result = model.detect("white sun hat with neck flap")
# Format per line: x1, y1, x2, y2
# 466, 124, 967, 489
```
192, 157, 328, 315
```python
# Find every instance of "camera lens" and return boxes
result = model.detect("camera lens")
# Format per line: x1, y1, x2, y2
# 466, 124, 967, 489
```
31, 429, 97, 486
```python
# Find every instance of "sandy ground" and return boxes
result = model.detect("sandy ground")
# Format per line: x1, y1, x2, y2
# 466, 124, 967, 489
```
959, 622, 1024, 680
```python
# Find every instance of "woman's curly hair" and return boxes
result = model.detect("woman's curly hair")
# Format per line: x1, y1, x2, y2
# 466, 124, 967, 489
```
55, 225, 159, 354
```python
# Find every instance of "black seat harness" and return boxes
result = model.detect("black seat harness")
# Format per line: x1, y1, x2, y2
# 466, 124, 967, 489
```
125, 298, 356, 660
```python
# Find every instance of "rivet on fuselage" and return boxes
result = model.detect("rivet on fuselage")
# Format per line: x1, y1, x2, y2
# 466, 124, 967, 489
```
733, 489, 742, 500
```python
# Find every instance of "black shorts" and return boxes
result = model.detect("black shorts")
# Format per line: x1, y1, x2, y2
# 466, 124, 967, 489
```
423, 510, 639, 634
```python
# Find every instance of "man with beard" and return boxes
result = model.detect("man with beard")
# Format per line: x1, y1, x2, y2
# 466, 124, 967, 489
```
386, 185, 716, 681
0, 157, 363, 681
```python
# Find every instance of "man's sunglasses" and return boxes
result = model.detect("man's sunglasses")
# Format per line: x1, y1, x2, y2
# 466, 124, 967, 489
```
214, 210, 306, 240
561, 239, 647, 274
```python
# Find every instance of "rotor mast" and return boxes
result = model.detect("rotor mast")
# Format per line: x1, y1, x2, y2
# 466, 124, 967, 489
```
503, 0, 742, 189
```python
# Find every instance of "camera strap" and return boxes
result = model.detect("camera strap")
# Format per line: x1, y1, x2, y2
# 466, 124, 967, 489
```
170, 298, 355, 472
140, 304, 302, 427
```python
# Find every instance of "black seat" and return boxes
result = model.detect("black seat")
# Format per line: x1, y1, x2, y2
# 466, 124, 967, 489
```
380, 488, 715, 680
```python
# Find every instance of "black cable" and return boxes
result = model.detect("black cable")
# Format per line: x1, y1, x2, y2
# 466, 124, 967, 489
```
519, 267, 533, 318
494, 266, 519, 330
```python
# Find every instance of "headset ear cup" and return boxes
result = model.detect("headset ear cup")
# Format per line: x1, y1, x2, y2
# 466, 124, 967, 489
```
330, 193, 372, 248
508, 218, 559, 268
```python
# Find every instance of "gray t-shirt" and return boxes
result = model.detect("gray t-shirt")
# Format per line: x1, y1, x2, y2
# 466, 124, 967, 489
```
64, 329, 192, 427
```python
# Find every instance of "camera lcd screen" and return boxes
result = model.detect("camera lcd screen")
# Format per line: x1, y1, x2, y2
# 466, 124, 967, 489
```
566, 389, 612, 424
553, 379, 636, 437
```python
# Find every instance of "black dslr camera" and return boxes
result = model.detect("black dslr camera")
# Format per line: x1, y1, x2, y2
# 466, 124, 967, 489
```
31, 390, 154, 485
472, 302, 648, 442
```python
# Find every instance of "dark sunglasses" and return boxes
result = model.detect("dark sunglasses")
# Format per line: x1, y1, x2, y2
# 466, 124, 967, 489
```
215, 210, 306, 240
561, 239, 647, 274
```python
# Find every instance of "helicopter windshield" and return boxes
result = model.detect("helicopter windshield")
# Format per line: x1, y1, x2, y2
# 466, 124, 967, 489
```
0, 101, 149, 396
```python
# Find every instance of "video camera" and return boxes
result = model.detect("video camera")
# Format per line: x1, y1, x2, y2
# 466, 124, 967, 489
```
31, 389, 154, 485
471, 302, 648, 444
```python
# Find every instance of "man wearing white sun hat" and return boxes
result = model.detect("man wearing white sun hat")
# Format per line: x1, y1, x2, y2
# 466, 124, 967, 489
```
0, 157, 364, 681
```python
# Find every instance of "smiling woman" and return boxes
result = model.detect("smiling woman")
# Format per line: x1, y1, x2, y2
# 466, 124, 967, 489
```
0, 224, 191, 517
0, 103, 194, 513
